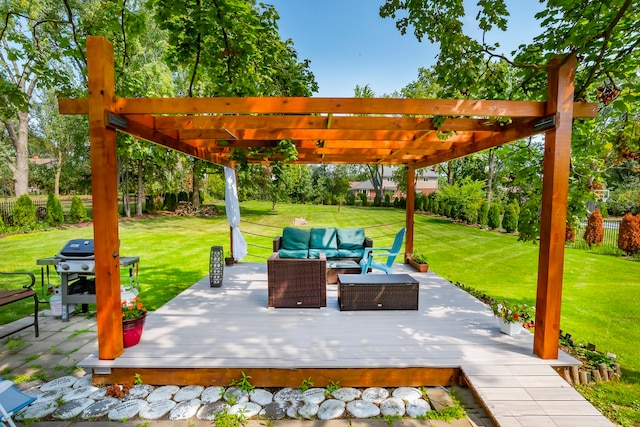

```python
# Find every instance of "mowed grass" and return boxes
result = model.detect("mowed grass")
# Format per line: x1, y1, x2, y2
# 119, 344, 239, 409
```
1, 201, 639, 424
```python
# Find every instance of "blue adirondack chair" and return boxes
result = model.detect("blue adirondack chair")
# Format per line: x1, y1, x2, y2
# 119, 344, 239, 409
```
359, 227, 406, 274
0, 379, 35, 427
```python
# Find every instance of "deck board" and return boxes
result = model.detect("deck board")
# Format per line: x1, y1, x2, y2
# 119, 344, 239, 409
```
78, 262, 614, 426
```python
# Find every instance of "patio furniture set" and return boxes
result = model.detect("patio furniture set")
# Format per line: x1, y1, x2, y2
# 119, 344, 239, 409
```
267, 227, 418, 310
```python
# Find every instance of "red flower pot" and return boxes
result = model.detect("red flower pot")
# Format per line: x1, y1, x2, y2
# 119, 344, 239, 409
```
123, 313, 146, 348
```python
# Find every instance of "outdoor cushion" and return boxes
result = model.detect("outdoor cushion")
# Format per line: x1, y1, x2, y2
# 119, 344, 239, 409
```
309, 228, 338, 249
338, 248, 365, 259
281, 227, 311, 251
309, 248, 340, 259
337, 228, 365, 249
278, 249, 309, 259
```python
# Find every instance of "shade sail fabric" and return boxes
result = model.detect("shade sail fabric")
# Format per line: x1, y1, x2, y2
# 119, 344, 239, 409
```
224, 167, 248, 261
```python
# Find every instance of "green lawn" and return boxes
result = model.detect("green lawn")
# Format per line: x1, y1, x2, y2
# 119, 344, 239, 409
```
1, 201, 639, 425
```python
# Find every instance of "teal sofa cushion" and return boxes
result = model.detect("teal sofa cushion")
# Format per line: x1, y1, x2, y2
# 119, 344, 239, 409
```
309, 248, 340, 259
278, 249, 309, 259
282, 227, 310, 251
337, 228, 365, 249
310, 228, 338, 249
338, 248, 365, 259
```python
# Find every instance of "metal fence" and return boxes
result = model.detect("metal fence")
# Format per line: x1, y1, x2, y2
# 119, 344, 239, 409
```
569, 219, 623, 255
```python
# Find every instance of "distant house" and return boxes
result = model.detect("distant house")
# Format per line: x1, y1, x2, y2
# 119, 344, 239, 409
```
349, 167, 438, 201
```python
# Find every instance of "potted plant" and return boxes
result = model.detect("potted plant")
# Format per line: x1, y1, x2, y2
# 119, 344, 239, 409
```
408, 250, 429, 272
491, 300, 534, 335
122, 296, 147, 348
224, 250, 235, 266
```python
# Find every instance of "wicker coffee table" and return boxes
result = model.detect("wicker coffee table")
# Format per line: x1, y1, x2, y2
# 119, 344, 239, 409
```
337, 274, 419, 311
326, 260, 361, 284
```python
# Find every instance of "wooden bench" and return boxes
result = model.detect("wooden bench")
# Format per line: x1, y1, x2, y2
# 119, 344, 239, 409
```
0, 272, 39, 339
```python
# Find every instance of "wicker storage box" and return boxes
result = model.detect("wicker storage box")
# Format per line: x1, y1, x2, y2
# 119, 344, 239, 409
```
338, 274, 419, 311
267, 253, 326, 308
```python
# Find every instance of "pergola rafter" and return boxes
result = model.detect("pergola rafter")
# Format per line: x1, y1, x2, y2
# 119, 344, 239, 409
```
59, 36, 596, 366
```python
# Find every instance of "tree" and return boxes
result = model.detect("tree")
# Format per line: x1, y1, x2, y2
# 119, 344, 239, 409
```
502, 204, 518, 233
617, 213, 640, 255
583, 210, 605, 246
45, 192, 64, 226
488, 204, 502, 230
13, 194, 36, 229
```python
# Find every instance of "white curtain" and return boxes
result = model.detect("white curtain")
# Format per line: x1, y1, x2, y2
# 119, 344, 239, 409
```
224, 167, 248, 261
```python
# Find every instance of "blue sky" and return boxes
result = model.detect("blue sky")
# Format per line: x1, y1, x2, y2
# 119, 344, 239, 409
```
268, 1, 543, 97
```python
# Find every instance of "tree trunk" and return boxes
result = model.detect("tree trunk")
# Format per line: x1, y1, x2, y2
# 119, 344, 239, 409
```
123, 164, 131, 218
137, 159, 144, 217
192, 160, 201, 208
447, 161, 454, 185
12, 112, 30, 196
486, 149, 496, 202
54, 150, 63, 197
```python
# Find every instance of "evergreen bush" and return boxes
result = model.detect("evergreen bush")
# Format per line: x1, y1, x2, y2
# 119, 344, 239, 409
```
69, 196, 87, 223
583, 210, 604, 246
373, 194, 381, 207
432, 198, 439, 214
178, 191, 189, 202
0, 212, 6, 233
479, 201, 489, 227
384, 193, 391, 207
346, 193, 355, 205
502, 204, 518, 233
487, 204, 502, 230
617, 213, 640, 255
13, 194, 37, 229
359, 192, 368, 207
146, 195, 157, 213
45, 193, 65, 226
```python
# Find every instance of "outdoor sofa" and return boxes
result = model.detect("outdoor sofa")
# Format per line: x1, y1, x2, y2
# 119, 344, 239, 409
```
267, 227, 372, 308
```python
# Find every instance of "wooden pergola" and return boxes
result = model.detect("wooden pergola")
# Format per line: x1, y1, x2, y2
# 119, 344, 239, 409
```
59, 36, 597, 363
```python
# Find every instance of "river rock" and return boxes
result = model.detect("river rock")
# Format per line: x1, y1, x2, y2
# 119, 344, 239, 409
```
139, 400, 177, 420
169, 398, 201, 420
406, 399, 431, 418
147, 385, 179, 402
62, 385, 100, 401
229, 401, 261, 418
302, 388, 326, 404
260, 401, 289, 419
81, 397, 121, 418
174, 385, 204, 402
72, 374, 93, 389
224, 386, 249, 403
250, 388, 273, 406
54, 398, 95, 420
298, 401, 320, 419
317, 399, 345, 420
196, 400, 229, 420
393, 387, 422, 402
108, 399, 147, 420
361, 387, 389, 404
274, 387, 303, 402
201, 386, 225, 403
347, 400, 380, 418
380, 397, 405, 417
40, 376, 78, 392
332, 387, 361, 402
16, 400, 57, 420
286, 400, 303, 418
128, 384, 154, 399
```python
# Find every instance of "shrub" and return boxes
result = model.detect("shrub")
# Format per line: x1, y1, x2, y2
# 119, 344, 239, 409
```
13, 194, 37, 229
487, 204, 502, 230
45, 193, 65, 226
359, 192, 368, 207
502, 204, 518, 233
583, 210, 604, 246
373, 194, 381, 207
383, 193, 391, 207
517, 198, 541, 242
178, 191, 189, 202
432, 198, 439, 214
617, 213, 640, 255
0, 212, 5, 233
565, 224, 576, 242
478, 200, 489, 227
69, 196, 87, 223
346, 193, 355, 205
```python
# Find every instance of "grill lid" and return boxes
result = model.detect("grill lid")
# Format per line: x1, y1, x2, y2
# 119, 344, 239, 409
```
57, 239, 95, 258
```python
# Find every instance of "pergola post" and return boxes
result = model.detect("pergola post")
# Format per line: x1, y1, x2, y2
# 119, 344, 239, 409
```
405, 165, 415, 261
534, 55, 576, 359
87, 36, 123, 359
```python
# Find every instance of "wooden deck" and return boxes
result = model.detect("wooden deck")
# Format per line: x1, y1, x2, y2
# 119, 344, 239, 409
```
79, 262, 613, 426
